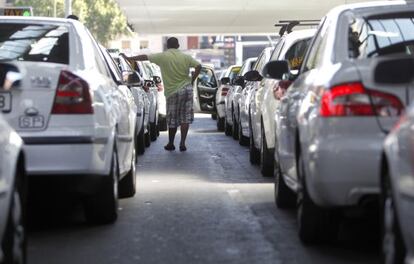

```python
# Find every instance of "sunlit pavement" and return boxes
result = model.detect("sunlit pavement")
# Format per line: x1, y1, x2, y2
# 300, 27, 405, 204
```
28, 114, 379, 264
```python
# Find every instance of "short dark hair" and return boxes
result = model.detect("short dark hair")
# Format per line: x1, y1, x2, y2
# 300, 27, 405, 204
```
66, 14, 79, 20
167, 37, 179, 49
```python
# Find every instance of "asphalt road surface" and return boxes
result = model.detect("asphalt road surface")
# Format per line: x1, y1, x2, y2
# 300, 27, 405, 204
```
28, 114, 380, 264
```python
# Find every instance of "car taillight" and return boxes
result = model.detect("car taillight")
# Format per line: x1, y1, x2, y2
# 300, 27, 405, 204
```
320, 82, 403, 117
221, 87, 229, 96
51, 70, 93, 114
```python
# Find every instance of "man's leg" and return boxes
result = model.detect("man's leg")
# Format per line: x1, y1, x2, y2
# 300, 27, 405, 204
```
179, 123, 189, 148
168, 127, 177, 146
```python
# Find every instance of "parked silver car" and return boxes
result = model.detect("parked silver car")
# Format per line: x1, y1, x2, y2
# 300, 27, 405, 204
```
267, 1, 414, 243
377, 56, 414, 264
0, 66, 27, 263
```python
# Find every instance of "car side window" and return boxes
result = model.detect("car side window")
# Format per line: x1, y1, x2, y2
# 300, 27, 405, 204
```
270, 38, 285, 61
198, 68, 217, 88
284, 38, 312, 70
302, 18, 327, 72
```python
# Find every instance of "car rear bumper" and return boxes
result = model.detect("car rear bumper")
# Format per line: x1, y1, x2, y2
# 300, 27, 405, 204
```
28, 174, 111, 196
22, 135, 112, 176
304, 134, 383, 207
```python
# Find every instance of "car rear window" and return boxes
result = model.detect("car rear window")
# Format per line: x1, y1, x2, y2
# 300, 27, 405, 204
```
0, 23, 69, 64
349, 13, 414, 58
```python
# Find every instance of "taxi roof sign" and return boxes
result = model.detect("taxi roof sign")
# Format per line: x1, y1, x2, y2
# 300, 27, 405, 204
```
0, 7, 33, 16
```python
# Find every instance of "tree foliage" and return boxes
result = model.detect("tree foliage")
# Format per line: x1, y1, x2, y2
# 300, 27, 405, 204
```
15, 0, 129, 45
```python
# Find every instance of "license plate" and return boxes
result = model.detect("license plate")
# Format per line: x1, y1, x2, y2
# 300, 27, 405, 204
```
19, 115, 44, 129
0, 92, 11, 112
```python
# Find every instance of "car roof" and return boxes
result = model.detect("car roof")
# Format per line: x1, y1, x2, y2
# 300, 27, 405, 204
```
0, 15, 77, 25
327, 0, 411, 20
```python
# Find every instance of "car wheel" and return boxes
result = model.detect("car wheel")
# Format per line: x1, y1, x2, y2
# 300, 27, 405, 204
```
217, 117, 225, 131
297, 153, 339, 244
211, 113, 217, 120
136, 120, 146, 155
249, 119, 260, 165
238, 116, 249, 146
118, 143, 136, 199
150, 122, 157, 141
225, 120, 232, 136
85, 145, 119, 224
232, 113, 239, 140
145, 124, 151, 148
2, 163, 27, 264
260, 125, 273, 177
381, 165, 406, 264
274, 156, 296, 208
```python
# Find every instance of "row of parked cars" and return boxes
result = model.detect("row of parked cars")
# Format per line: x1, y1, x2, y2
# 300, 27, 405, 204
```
210, 1, 414, 263
0, 16, 167, 263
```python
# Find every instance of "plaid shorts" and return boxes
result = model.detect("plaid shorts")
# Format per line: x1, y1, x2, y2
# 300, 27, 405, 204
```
166, 83, 194, 128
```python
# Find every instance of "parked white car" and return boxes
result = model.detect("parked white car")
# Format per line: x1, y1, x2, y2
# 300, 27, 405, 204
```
244, 47, 273, 165
0, 17, 136, 224
0, 106, 26, 262
136, 60, 160, 141
116, 55, 151, 153
256, 29, 315, 177
225, 57, 257, 142
216, 65, 241, 131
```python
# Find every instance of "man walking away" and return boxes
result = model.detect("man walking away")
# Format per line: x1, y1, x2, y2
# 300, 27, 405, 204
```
121, 37, 201, 152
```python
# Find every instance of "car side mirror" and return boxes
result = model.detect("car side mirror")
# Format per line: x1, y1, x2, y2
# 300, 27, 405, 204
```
0, 63, 22, 91
221, 77, 231, 85
374, 56, 414, 84
232, 76, 245, 87
262, 60, 290, 80
144, 80, 155, 87
153, 76, 162, 84
244, 70, 263, 82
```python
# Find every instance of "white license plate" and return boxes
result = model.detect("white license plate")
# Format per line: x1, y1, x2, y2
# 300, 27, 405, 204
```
0, 92, 11, 112
19, 115, 44, 129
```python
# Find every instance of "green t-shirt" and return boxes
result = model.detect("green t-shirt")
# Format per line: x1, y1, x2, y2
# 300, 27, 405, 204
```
148, 49, 200, 97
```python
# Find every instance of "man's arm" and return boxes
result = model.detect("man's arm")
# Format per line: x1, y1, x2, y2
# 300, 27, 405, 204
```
191, 64, 202, 85
120, 53, 148, 62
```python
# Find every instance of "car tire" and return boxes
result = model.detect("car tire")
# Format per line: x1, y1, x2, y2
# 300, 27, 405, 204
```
211, 113, 217, 120
249, 119, 260, 165
136, 120, 145, 155
217, 117, 225, 131
145, 125, 151, 148
2, 162, 27, 264
238, 115, 249, 146
225, 120, 232, 136
274, 158, 296, 208
381, 164, 406, 264
118, 144, 136, 199
297, 153, 339, 244
260, 125, 273, 177
85, 146, 119, 224
150, 122, 157, 141
232, 113, 239, 140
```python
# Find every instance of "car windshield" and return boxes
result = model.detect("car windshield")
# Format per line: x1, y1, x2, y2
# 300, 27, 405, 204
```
227, 66, 241, 80
0, 23, 69, 64
349, 13, 414, 58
